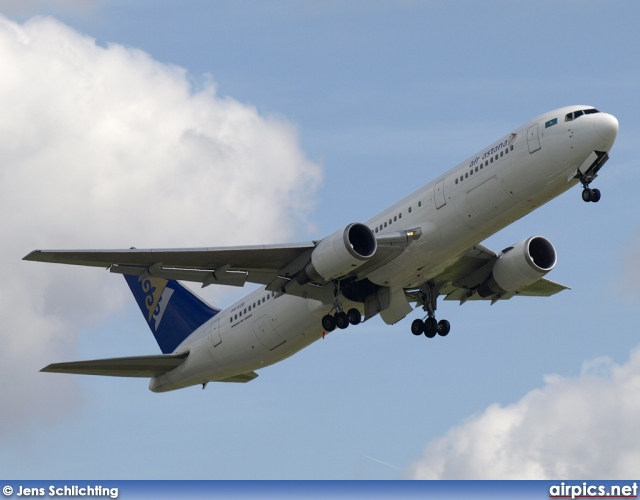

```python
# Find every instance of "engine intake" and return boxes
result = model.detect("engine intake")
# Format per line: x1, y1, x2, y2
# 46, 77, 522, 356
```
478, 236, 557, 297
297, 223, 377, 283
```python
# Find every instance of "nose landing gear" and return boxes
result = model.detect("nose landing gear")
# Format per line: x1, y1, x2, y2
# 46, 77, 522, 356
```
576, 156, 606, 203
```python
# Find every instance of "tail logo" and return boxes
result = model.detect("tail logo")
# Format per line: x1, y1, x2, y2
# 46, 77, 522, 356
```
141, 278, 174, 331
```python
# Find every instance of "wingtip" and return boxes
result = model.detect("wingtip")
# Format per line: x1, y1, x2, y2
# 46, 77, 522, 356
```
23, 249, 45, 262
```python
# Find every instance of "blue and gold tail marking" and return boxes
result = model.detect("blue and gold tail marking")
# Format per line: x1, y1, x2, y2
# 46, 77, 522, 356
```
124, 275, 220, 354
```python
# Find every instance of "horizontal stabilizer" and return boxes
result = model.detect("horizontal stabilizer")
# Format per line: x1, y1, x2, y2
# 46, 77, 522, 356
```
41, 352, 189, 378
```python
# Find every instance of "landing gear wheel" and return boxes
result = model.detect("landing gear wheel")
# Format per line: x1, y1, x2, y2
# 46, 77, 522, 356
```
335, 311, 350, 330
582, 187, 602, 203
321, 314, 336, 332
424, 317, 438, 338
437, 319, 451, 337
411, 319, 425, 335
347, 308, 361, 326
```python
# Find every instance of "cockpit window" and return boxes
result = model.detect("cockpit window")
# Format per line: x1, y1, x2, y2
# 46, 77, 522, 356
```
565, 108, 600, 122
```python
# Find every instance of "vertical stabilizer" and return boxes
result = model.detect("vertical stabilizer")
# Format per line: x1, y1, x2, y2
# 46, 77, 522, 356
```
123, 275, 220, 354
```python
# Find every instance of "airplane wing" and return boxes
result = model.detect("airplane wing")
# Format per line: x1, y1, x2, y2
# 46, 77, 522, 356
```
24, 237, 409, 302
24, 242, 317, 289
412, 243, 569, 304
40, 352, 189, 377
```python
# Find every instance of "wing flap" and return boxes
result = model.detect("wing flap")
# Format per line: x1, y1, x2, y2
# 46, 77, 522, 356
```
516, 278, 570, 296
40, 352, 189, 378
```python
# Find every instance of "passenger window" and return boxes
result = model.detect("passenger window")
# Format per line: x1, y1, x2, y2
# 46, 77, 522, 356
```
500, 151, 503, 157
475, 166, 479, 172
408, 207, 412, 213
393, 216, 397, 221
485, 160, 489, 166
418, 201, 422, 207
455, 179, 459, 184
398, 213, 402, 219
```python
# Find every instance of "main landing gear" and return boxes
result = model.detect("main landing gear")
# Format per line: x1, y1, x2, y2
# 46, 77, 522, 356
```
411, 317, 450, 338
321, 281, 361, 332
321, 308, 361, 332
412, 281, 451, 338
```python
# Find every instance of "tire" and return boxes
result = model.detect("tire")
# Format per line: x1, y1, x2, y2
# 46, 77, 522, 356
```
424, 317, 437, 338
321, 314, 336, 332
347, 308, 361, 326
591, 188, 601, 202
411, 319, 424, 335
582, 188, 592, 202
335, 312, 350, 330
437, 319, 451, 337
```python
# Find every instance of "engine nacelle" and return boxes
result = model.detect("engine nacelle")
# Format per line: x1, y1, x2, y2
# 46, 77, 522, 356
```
478, 236, 557, 297
298, 223, 377, 283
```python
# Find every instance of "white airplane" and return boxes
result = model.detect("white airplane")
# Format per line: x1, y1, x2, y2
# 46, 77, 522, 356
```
25, 105, 618, 392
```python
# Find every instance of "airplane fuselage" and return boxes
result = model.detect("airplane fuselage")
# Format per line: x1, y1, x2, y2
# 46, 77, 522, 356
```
150, 105, 618, 392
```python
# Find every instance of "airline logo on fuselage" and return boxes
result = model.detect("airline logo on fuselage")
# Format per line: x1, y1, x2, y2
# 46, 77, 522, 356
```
468, 139, 509, 168
141, 277, 174, 331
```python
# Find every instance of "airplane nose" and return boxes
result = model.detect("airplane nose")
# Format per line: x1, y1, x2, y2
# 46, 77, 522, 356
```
594, 112, 619, 145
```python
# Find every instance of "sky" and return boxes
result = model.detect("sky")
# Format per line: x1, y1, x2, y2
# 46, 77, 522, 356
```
1, 0, 639, 480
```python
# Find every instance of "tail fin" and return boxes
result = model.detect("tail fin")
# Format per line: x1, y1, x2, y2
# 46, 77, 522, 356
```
124, 275, 220, 354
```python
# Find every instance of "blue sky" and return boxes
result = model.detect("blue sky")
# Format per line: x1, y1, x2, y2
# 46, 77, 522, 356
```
1, 1, 639, 479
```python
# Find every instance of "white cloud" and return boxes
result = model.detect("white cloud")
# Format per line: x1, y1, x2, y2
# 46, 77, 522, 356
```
407, 347, 640, 479
0, 15, 321, 436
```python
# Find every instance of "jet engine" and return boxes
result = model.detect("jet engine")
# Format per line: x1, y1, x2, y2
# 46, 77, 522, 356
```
478, 236, 557, 297
297, 223, 377, 283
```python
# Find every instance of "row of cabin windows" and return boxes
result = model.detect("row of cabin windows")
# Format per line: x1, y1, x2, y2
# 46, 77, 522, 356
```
229, 291, 277, 323
454, 144, 514, 185
373, 200, 423, 234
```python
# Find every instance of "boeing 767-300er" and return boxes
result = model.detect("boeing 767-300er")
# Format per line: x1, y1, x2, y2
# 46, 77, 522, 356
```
25, 105, 619, 392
